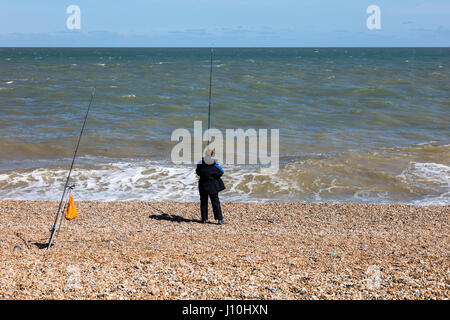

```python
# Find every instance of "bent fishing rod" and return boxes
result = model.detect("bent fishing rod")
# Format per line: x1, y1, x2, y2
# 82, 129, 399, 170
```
47, 87, 96, 249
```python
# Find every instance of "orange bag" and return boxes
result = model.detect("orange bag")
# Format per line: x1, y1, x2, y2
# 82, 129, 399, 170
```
65, 194, 79, 220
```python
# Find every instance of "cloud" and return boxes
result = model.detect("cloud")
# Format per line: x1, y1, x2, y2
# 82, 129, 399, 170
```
415, 25, 450, 34
416, 28, 434, 32
1, 25, 449, 47
391, 2, 450, 15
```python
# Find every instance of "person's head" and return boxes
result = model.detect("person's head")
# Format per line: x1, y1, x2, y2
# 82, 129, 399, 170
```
203, 149, 215, 165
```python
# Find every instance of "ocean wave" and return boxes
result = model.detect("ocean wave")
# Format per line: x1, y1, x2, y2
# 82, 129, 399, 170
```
397, 162, 450, 205
0, 161, 198, 202
120, 94, 137, 99
398, 162, 450, 187
0, 159, 448, 205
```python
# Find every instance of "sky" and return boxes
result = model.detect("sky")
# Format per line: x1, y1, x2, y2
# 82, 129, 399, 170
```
0, 0, 449, 47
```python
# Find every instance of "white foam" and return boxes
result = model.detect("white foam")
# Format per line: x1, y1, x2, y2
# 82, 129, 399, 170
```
398, 162, 450, 205
1, 160, 449, 205
121, 94, 136, 99
315, 178, 349, 201
0, 160, 296, 202
399, 162, 450, 186
353, 189, 389, 203
0, 161, 198, 202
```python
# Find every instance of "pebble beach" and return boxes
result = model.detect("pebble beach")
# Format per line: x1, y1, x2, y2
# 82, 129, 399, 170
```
0, 200, 448, 300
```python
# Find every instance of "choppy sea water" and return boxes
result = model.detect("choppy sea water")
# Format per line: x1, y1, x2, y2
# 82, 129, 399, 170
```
0, 48, 449, 204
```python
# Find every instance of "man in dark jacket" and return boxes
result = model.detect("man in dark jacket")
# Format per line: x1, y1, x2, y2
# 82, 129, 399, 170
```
195, 150, 226, 225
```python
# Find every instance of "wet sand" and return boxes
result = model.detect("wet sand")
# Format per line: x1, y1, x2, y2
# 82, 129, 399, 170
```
0, 200, 448, 299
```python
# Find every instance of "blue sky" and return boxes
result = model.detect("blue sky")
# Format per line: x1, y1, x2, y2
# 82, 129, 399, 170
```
0, 0, 449, 46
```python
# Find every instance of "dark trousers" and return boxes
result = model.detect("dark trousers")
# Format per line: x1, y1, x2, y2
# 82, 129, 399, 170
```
200, 192, 223, 221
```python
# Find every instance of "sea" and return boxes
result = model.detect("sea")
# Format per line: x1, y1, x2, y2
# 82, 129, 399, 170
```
0, 48, 448, 204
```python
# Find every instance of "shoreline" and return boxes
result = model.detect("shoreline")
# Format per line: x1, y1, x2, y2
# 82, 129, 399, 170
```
0, 200, 448, 299
0, 198, 448, 205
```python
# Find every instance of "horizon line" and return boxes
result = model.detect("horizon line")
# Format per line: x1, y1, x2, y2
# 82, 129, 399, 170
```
1, 46, 449, 49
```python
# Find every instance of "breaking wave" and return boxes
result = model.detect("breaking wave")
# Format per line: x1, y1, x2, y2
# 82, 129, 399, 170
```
0, 158, 448, 205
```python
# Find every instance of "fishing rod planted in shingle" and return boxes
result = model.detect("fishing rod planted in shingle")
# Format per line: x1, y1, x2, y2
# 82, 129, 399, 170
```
47, 87, 96, 249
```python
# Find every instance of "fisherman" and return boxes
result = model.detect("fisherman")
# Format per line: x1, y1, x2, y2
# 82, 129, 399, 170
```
196, 149, 226, 225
